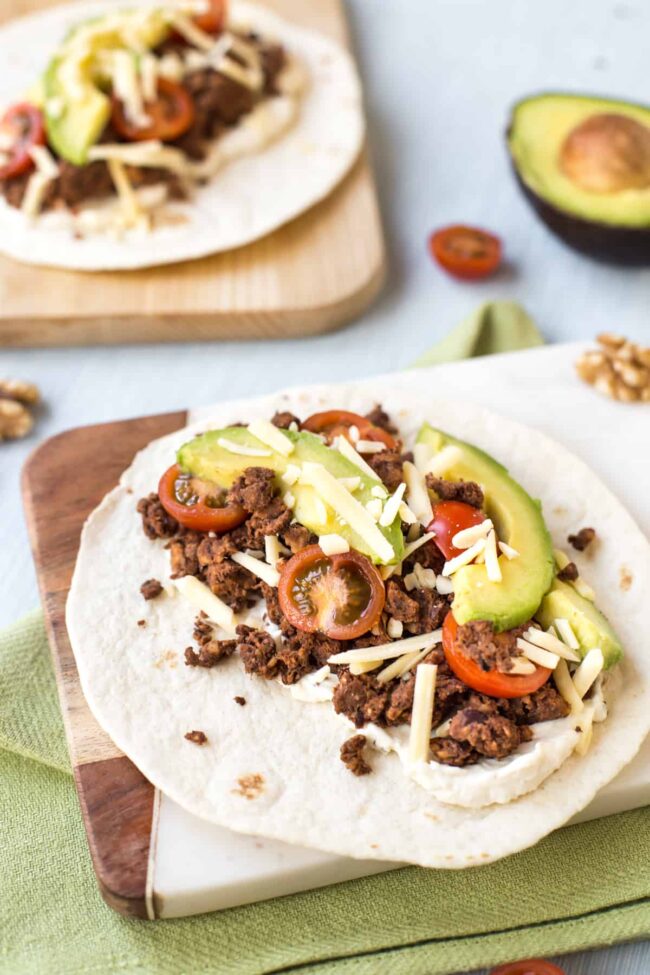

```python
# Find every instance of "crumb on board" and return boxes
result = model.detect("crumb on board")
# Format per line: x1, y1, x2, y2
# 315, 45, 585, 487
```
185, 730, 208, 745
232, 774, 265, 800
234, 696, 247, 706
137, 619, 147, 628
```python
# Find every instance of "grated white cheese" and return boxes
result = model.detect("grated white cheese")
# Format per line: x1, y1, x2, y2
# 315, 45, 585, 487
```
377, 644, 431, 684
573, 648, 604, 699
554, 618, 580, 651
408, 664, 437, 764
300, 462, 395, 563
516, 638, 559, 670
484, 529, 502, 583
174, 574, 235, 633
435, 575, 454, 595
231, 550, 280, 588
281, 464, 301, 487
21, 174, 56, 219
282, 491, 295, 510
402, 461, 433, 528
328, 630, 442, 666
380, 483, 406, 528
371, 485, 388, 499
112, 49, 150, 128
553, 658, 584, 714
413, 563, 436, 590
426, 445, 462, 478
89, 141, 189, 174
403, 572, 418, 591
508, 657, 537, 676
574, 576, 596, 601
498, 541, 520, 560
386, 618, 404, 640
216, 437, 272, 457
398, 502, 418, 525
413, 441, 433, 473
140, 52, 159, 104
318, 533, 350, 556
381, 532, 435, 581
247, 419, 294, 457
338, 477, 362, 493
168, 11, 215, 51
442, 538, 487, 577
365, 499, 383, 521
349, 659, 382, 675
333, 434, 379, 480
348, 425, 360, 443
264, 535, 286, 568
523, 627, 580, 663
29, 145, 60, 179
575, 707, 595, 756
452, 519, 492, 550
356, 439, 386, 454
107, 158, 144, 227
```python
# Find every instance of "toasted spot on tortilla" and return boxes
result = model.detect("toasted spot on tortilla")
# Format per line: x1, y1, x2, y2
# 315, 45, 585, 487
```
154, 649, 177, 669
553, 505, 568, 516
233, 773, 265, 800
425, 813, 439, 822
620, 566, 633, 591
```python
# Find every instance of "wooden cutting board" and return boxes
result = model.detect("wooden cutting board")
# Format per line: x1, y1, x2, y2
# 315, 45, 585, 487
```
0, 0, 385, 347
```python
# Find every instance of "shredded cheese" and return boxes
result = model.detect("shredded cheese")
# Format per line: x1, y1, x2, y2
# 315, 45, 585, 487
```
554, 617, 580, 651
408, 664, 437, 764
381, 532, 435, 581
349, 660, 382, 675
216, 437, 272, 457
231, 550, 280, 587
333, 434, 379, 480
356, 439, 386, 454
386, 618, 404, 640
413, 441, 433, 473
300, 462, 395, 563
442, 538, 486, 577
174, 575, 235, 633
21, 174, 55, 219
523, 627, 580, 663
282, 491, 295, 509
452, 519, 492, 550
484, 529, 502, 583
498, 541, 520, 560
89, 141, 189, 174
516, 638, 559, 670
553, 658, 584, 714
339, 477, 362, 493
168, 11, 215, 51
573, 648, 604, 699
365, 499, 383, 521
112, 50, 149, 128
264, 535, 286, 568
247, 419, 294, 457
508, 657, 537, 676
107, 158, 143, 227
574, 577, 596, 601
140, 52, 158, 103
29, 145, 59, 179
426, 446, 462, 477
328, 630, 442, 666
402, 461, 434, 528
377, 644, 431, 684
575, 707, 595, 756
371, 485, 388, 499
318, 533, 350, 556
398, 502, 418, 525
379, 483, 406, 528
435, 575, 454, 595
281, 464, 301, 487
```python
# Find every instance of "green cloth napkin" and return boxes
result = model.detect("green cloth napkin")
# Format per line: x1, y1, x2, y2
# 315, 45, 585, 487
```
3, 302, 649, 975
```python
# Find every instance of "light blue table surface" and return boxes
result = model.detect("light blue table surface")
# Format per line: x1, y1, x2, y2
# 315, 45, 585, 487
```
2, 0, 649, 970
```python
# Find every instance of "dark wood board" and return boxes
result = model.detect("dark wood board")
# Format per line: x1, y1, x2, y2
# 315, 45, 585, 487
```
22, 411, 188, 917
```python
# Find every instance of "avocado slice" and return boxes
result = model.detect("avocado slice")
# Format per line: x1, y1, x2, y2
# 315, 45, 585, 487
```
177, 427, 404, 566
416, 424, 555, 631
536, 579, 623, 669
507, 93, 650, 264
43, 10, 171, 165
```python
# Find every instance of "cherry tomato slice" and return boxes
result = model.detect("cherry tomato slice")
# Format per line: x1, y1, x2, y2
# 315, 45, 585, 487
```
194, 0, 227, 33
158, 464, 247, 533
302, 410, 397, 450
112, 78, 195, 143
490, 961, 566, 975
278, 544, 386, 641
428, 501, 486, 560
442, 612, 551, 699
429, 224, 502, 280
0, 103, 46, 181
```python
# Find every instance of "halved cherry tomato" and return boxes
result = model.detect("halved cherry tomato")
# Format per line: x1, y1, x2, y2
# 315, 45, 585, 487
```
194, 0, 227, 33
302, 410, 397, 450
429, 225, 502, 280
278, 544, 385, 640
428, 501, 486, 560
442, 612, 551, 699
158, 464, 247, 533
111, 78, 195, 143
490, 961, 566, 975
0, 103, 46, 181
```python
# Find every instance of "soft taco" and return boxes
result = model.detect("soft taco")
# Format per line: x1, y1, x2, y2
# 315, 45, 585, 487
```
0, 0, 363, 270
66, 374, 650, 868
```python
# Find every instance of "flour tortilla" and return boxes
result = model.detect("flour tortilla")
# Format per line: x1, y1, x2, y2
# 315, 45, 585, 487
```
66, 371, 650, 868
0, 0, 363, 271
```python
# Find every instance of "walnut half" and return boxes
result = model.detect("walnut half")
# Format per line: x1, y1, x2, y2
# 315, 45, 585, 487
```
0, 378, 41, 441
575, 335, 650, 403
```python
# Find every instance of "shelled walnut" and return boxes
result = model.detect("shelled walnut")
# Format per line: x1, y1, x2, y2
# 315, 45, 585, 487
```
0, 379, 41, 441
575, 334, 650, 403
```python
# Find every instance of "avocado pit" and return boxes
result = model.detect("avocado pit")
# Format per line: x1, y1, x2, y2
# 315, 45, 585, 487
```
559, 112, 650, 194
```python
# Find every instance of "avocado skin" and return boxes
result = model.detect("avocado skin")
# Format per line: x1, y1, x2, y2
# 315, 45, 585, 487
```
512, 168, 650, 265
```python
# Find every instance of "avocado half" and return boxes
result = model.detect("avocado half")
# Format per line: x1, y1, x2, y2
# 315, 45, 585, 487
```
507, 93, 650, 264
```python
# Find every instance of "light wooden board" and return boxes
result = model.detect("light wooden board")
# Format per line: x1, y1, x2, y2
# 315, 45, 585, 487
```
0, 0, 385, 347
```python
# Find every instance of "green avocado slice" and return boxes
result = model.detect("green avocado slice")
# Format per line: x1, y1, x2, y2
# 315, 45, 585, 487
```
177, 427, 404, 566
416, 423, 555, 632
536, 579, 623, 669
44, 57, 111, 166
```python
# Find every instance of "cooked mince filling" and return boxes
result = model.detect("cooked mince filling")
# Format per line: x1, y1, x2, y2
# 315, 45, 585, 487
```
138, 406, 574, 777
